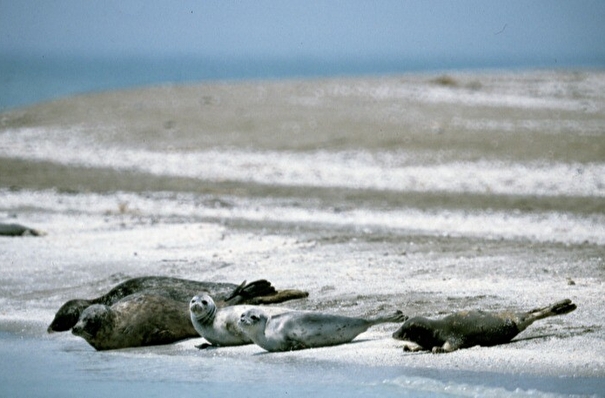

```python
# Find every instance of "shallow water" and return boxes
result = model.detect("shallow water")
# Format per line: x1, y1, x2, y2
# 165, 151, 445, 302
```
1, 332, 601, 397
1, 70, 604, 396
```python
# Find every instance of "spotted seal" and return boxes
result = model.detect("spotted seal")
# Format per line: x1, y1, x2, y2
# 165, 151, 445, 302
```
48, 276, 308, 333
71, 293, 194, 350
189, 293, 290, 348
72, 289, 308, 351
238, 308, 407, 352
392, 299, 577, 353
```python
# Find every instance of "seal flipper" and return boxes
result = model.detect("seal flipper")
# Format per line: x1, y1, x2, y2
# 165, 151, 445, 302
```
432, 340, 461, 354
224, 280, 248, 302
516, 299, 577, 331
224, 280, 277, 305
248, 289, 309, 305
402, 342, 424, 352
226, 280, 309, 305
367, 310, 408, 325
283, 337, 308, 351
239, 280, 275, 298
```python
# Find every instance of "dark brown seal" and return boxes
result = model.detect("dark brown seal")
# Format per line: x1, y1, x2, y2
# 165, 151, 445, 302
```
65, 277, 308, 350
71, 293, 195, 350
48, 277, 268, 333
48, 276, 309, 349
0, 222, 45, 236
392, 299, 576, 353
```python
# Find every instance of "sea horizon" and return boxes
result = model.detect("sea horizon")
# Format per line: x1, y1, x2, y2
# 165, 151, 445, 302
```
2, 51, 605, 111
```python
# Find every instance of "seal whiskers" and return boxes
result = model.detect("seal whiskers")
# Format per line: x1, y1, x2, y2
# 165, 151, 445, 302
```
191, 296, 217, 325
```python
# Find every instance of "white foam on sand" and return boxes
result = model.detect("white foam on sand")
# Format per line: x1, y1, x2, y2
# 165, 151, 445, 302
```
313, 72, 605, 113
2, 127, 604, 198
1, 208, 603, 398
2, 189, 605, 245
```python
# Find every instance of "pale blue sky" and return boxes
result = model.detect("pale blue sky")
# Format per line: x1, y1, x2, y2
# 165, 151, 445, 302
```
1, 0, 604, 64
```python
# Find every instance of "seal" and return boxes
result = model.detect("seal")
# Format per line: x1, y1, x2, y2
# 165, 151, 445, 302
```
0, 222, 45, 236
72, 288, 308, 351
48, 276, 308, 333
72, 293, 195, 350
238, 308, 407, 352
189, 293, 288, 348
392, 299, 577, 353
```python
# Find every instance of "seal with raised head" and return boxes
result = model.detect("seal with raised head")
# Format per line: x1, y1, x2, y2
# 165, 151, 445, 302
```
392, 299, 577, 353
49, 276, 308, 333
72, 293, 195, 350
189, 293, 289, 348
238, 308, 407, 352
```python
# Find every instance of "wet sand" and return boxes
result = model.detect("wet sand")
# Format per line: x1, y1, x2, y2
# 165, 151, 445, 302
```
1, 70, 604, 395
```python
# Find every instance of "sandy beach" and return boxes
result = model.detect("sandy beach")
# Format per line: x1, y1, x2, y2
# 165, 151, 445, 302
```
1, 70, 604, 396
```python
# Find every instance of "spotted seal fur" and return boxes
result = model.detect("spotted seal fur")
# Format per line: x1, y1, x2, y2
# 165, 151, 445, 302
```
71, 293, 195, 350
48, 276, 307, 333
392, 299, 577, 353
189, 293, 289, 348
53, 276, 308, 350
238, 307, 407, 352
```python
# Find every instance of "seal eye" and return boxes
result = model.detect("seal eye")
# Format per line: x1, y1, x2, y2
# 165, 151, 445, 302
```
201, 300, 208, 305
250, 315, 259, 321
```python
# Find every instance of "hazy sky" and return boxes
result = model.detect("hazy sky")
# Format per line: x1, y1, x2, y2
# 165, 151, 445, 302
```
1, 0, 604, 64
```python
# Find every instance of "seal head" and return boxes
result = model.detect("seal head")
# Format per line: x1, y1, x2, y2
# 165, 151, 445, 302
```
71, 304, 117, 349
48, 299, 92, 333
49, 276, 308, 334
189, 294, 290, 348
189, 294, 217, 325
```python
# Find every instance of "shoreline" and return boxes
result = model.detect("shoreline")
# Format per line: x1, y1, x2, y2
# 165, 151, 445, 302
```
1, 211, 603, 382
1, 70, 604, 395
1, 325, 604, 397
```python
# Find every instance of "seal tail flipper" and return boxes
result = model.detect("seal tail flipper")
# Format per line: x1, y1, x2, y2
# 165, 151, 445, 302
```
225, 279, 247, 301
517, 299, 577, 331
369, 310, 408, 325
432, 340, 460, 354
248, 289, 309, 304
224, 279, 277, 304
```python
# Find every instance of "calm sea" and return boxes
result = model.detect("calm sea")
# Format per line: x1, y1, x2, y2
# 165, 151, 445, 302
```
2, 52, 601, 111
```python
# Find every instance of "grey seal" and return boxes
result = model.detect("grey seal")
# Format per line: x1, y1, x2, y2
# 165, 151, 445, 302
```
49, 276, 308, 333
392, 299, 577, 353
72, 293, 194, 350
55, 276, 308, 350
189, 293, 289, 348
0, 222, 45, 236
238, 308, 407, 352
